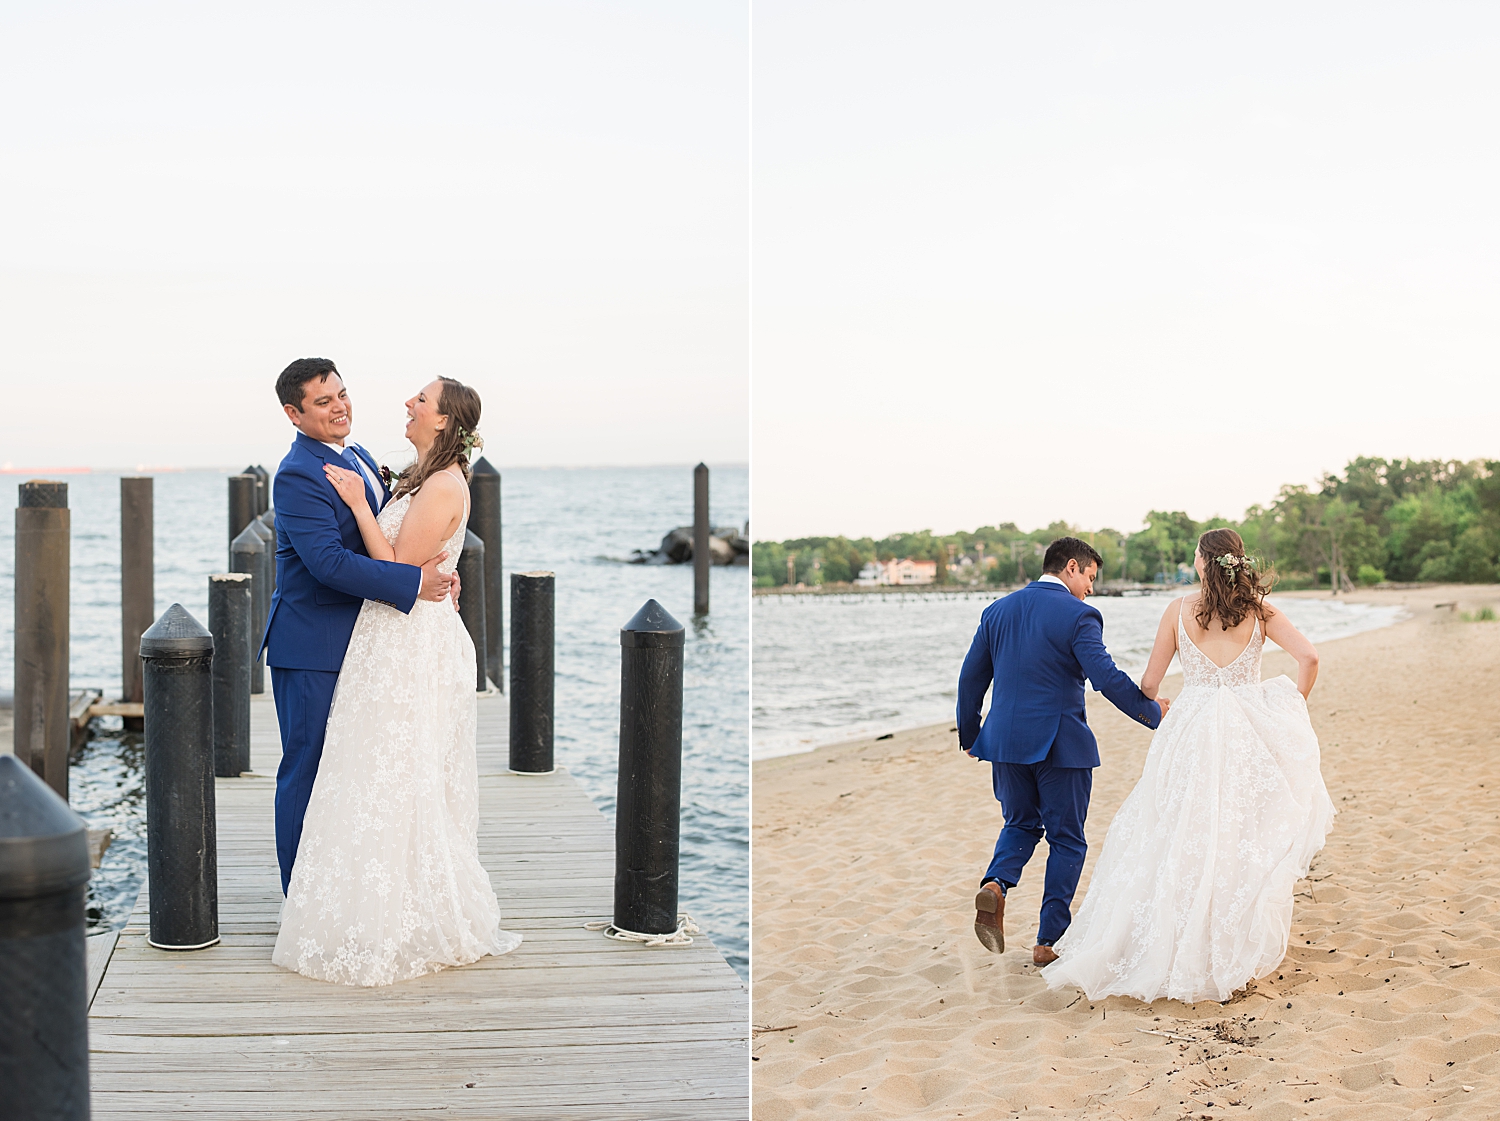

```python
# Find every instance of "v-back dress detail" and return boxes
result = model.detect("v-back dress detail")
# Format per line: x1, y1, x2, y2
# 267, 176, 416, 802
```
1041, 607, 1335, 1004
273, 487, 521, 986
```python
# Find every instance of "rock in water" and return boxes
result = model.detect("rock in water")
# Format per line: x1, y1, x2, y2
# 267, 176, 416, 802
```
631, 525, 750, 566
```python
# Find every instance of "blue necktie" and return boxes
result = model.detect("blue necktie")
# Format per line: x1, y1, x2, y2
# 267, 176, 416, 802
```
341, 446, 381, 513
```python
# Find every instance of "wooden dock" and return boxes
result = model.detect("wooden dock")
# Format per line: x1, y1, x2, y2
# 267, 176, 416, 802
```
87, 691, 748, 1119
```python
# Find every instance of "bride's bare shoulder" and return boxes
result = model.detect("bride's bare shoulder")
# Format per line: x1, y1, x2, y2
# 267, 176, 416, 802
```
409, 467, 467, 514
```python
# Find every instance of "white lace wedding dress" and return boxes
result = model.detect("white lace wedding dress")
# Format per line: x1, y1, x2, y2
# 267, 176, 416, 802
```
272, 488, 522, 986
1042, 610, 1335, 1003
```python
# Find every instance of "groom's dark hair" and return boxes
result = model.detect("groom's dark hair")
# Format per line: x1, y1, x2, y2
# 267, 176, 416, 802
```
1042, 536, 1103, 574
277, 357, 341, 412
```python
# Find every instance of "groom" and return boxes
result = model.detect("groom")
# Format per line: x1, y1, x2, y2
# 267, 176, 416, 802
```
956, 536, 1168, 964
260, 357, 456, 894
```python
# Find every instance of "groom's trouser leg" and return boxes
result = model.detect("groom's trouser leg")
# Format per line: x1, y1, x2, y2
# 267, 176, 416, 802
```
271, 667, 340, 895
985, 762, 1045, 889
1033, 760, 1093, 945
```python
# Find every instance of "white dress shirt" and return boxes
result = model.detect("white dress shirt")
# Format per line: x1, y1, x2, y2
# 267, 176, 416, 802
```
1038, 573, 1068, 588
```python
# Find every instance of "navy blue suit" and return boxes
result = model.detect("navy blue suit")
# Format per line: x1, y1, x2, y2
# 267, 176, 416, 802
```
262, 433, 421, 892
956, 579, 1162, 944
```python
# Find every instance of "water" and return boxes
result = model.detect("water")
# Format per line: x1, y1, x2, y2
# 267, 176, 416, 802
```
1, 466, 749, 979
751, 588, 1406, 761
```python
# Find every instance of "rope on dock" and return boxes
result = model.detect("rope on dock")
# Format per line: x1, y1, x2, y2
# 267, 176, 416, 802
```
584, 914, 700, 947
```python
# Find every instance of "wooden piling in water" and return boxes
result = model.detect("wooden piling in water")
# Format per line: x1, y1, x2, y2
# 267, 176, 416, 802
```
14, 480, 71, 799
227, 474, 257, 550
120, 477, 153, 724
244, 464, 269, 516
694, 463, 710, 615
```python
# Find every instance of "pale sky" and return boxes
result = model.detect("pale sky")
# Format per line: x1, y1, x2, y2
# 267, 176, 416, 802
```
0, 2, 747, 470
752, 3, 1500, 540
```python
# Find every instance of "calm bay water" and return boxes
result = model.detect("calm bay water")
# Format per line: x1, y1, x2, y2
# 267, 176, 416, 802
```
752, 588, 1406, 761
1, 465, 749, 979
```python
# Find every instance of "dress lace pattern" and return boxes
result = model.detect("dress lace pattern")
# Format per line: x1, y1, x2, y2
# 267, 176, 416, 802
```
272, 488, 522, 986
1042, 610, 1335, 1003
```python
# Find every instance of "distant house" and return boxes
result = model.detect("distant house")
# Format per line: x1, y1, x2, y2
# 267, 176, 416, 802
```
856, 558, 937, 586
890, 558, 937, 585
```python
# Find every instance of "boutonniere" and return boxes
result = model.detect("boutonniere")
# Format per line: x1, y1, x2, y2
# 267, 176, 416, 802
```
379, 465, 392, 488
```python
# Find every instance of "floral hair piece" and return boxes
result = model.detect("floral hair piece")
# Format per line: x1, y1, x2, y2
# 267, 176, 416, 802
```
456, 426, 484, 458
1215, 553, 1247, 576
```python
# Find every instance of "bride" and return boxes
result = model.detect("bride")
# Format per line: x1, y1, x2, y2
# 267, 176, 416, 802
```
1042, 528, 1334, 1004
272, 376, 521, 986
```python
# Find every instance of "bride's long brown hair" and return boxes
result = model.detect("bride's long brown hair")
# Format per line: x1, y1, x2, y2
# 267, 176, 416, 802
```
391, 377, 483, 499
1194, 528, 1274, 630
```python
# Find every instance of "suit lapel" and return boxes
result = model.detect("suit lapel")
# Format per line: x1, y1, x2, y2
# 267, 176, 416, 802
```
295, 433, 382, 518
346, 444, 384, 516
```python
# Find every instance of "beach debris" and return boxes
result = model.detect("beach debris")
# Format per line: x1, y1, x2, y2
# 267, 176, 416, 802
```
1211, 1019, 1260, 1047
1138, 1028, 1198, 1043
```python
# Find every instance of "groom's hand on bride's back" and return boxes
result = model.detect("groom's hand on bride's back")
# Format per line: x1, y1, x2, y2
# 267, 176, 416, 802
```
418, 552, 455, 602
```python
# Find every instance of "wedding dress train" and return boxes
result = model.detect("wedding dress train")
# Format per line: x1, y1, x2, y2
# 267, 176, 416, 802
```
272, 489, 521, 986
1042, 611, 1334, 1004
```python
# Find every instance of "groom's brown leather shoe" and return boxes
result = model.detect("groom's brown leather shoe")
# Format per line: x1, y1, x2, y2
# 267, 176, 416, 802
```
973, 882, 1005, 953
1032, 944, 1059, 966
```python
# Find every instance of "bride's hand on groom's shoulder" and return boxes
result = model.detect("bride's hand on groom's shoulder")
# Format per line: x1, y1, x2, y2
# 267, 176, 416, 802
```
323, 464, 367, 510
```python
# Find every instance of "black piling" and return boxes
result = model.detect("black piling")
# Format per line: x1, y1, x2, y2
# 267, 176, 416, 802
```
694, 463, 710, 615
227, 473, 258, 549
14, 480, 70, 799
509, 572, 555, 773
0, 755, 92, 1119
244, 464, 269, 515
208, 574, 253, 778
458, 530, 488, 692
249, 514, 276, 600
121, 477, 154, 732
230, 524, 266, 695
613, 599, 685, 936
140, 605, 219, 950
469, 457, 504, 692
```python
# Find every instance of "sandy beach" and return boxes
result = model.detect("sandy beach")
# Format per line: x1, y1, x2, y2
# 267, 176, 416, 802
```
752, 585, 1500, 1119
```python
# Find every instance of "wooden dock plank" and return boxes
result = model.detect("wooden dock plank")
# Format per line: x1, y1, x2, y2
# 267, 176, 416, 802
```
88, 692, 747, 1118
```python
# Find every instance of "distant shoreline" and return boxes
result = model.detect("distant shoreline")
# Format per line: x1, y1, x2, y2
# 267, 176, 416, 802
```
758, 580, 1196, 598
753, 579, 1441, 598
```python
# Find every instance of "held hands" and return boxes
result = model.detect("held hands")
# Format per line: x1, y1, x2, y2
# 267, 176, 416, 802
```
1156, 695, 1172, 719
323, 463, 367, 510
418, 552, 455, 602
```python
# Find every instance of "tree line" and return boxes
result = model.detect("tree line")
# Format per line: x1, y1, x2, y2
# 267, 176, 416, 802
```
752, 456, 1500, 590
